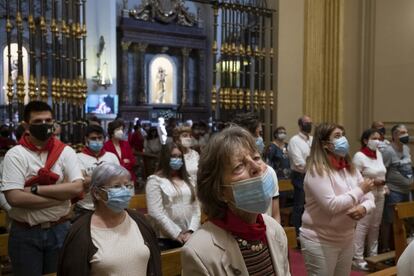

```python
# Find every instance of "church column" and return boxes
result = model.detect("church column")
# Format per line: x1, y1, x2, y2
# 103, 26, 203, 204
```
136, 42, 148, 104
198, 49, 206, 106
303, 0, 344, 123
120, 41, 131, 105
181, 48, 191, 105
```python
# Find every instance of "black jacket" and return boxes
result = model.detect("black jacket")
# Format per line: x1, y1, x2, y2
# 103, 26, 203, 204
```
57, 209, 162, 276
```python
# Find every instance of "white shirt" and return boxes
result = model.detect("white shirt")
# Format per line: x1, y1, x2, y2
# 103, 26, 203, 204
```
90, 214, 150, 276
146, 175, 201, 239
353, 150, 386, 181
1, 145, 83, 225
184, 149, 199, 183
287, 132, 313, 173
397, 240, 414, 276
265, 165, 279, 216
76, 151, 120, 210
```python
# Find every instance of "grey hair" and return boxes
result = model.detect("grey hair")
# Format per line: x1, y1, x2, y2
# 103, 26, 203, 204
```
91, 163, 130, 190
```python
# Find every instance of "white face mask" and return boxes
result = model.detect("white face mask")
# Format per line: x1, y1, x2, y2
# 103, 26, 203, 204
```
367, 139, 380, 151
277, 133, 287, 140
114, 129, 124, 140
181, 137, 193, 148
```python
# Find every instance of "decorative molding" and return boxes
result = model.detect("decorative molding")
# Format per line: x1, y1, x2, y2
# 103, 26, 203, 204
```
129, 0, 197, 27
303, 0, 344, 123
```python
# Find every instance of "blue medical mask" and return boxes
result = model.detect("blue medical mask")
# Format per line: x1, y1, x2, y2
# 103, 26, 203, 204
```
333, 136, 349, 157
225, 168, 275, 214
88, 140, 104, 152
103, 186, 133, 213
170, 157, 183, 171
256, 136, 265, 154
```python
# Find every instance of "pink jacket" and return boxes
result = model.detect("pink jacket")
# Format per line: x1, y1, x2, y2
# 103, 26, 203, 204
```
301, 168, 375, 246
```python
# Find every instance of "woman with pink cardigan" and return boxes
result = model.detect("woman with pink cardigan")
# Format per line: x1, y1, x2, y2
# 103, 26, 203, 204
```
299, 123, 375, 276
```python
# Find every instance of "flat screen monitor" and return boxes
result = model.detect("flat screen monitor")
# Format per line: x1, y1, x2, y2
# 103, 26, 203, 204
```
85, 94, 118, 116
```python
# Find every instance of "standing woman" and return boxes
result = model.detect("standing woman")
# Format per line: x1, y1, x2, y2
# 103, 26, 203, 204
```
352, 129, 387, 270
172, 126, 200, 182
300, 123, 375, 276
266, 126, 291, 179
182, 126, 290, 276
104, 119, 137, 181
146, 142, 200, 250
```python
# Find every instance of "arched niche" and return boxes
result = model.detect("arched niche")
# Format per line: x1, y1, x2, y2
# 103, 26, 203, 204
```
148, 54, 177, 105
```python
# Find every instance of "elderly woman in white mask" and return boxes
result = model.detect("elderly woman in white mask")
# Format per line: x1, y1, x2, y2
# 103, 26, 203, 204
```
58, 163, 161, 276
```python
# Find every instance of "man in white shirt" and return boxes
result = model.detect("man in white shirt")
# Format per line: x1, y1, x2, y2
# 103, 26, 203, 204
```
75, 125, 120, 218
1, 101, 84, 276
287, 115, 313, 236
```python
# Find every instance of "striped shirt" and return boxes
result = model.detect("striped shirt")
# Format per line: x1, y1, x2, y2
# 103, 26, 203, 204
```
235, 237, 276, 276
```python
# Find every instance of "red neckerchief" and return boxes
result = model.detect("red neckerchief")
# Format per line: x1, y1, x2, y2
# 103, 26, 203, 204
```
328, 153, 350, 171
82, 146, 106, 159
210, 208, 268, 244
19, 133, 54, 152
19, 134, 64, 186
361, 146, 377, 159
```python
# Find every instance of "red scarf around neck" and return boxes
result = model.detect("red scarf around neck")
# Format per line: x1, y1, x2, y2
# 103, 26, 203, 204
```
210, 208, 268, 244
82, 146, 106, 159
19, 133, 54, 152
19, 134, 66, 187
360, 146, 377, 159
328, 153, 350, 171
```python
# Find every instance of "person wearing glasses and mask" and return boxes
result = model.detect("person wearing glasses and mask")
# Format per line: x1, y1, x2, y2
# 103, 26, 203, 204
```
1, 101, 84, 276
266, 126, 291, 180
146, 142, 200, 250
75, 125, 120, 219
172, 126, 200, 182
380, 124, 413, 252
371, 121, 390, 152
58, 163, 161, 276
104, 119, 136, 182
181, 126, 290, 276
300, 123, 375, 276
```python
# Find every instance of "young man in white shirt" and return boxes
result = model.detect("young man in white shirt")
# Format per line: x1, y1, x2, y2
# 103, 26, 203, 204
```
75, 125, 120, 218
1, 101, 84, 276
287, 115, 313, 236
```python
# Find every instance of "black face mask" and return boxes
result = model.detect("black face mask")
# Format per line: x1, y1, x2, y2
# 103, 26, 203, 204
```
399, 135, 410, 144
378, 127, 386, 136
29, 124, 54, 141
301, 122, 312, 134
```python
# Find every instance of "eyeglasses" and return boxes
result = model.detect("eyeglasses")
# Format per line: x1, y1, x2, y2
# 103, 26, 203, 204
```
99, 182, 134, 192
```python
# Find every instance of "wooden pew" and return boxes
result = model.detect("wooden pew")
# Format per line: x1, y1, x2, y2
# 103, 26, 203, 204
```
393, 201, 414, 262
284, 227, 297, 249
0, 233, 8, 258
365, 251, 395, 271
161, 248, 181, 276
366, 266, 397, 276
278, 179, 293, 192
128, 194, 147, 213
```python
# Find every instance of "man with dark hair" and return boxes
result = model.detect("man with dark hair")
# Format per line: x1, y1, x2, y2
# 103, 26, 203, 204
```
75, 125, 119, 219
1, 101, 84, 275
288, 115, 313, 237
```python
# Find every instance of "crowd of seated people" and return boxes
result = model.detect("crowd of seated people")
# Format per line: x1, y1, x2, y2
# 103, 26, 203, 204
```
0, 101, 412, 275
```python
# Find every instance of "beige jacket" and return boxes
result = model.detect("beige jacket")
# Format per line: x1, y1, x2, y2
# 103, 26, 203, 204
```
181, 214, 291, 276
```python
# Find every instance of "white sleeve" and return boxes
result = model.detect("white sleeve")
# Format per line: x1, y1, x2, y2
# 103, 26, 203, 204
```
146, 176, 182, 239
352, 153, 364, 172
188, 198, 201, 232
267, 165, 279, 197
76, 153, 87, 171
62, 147, 83, 182
287, 138, 306, 173
1, 150, 27, 191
